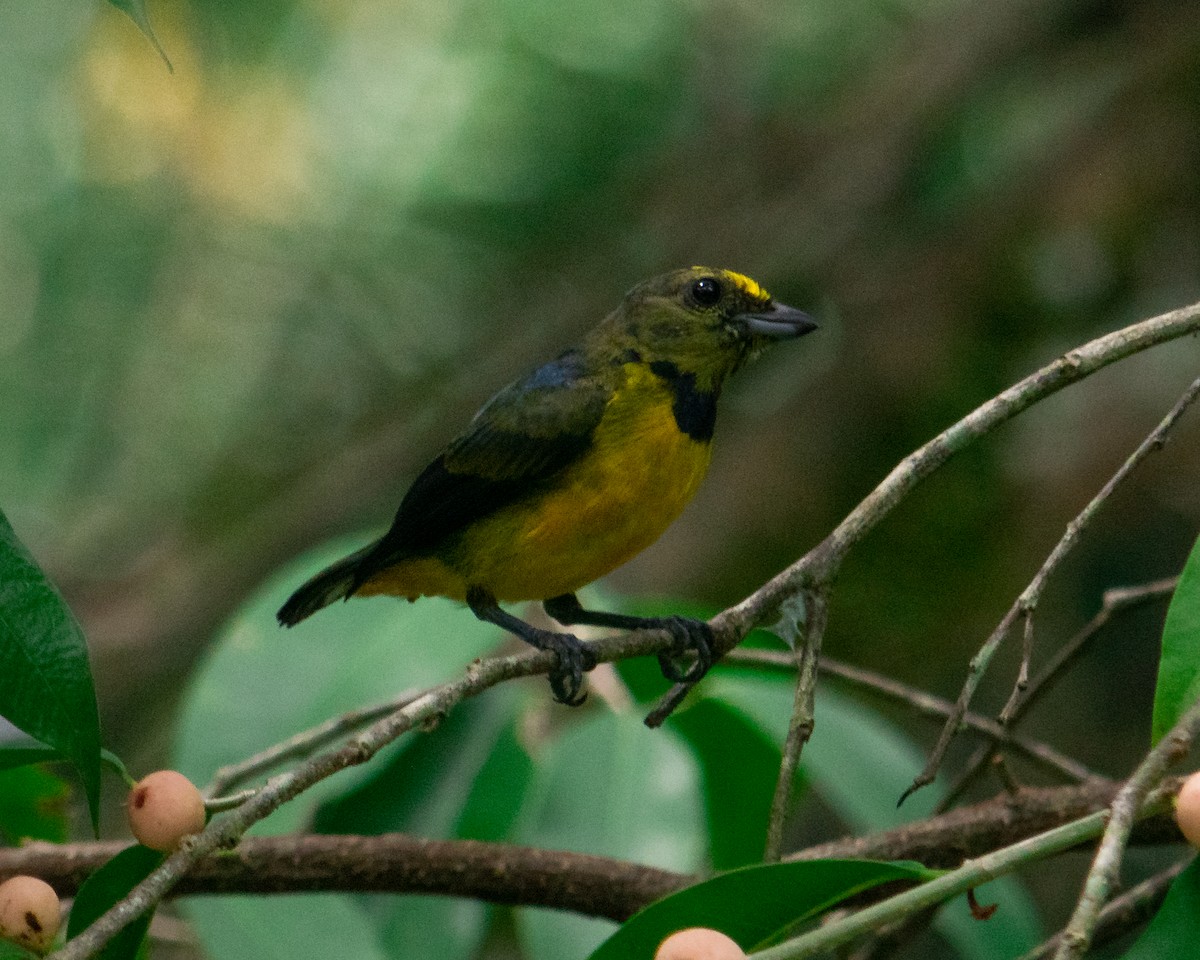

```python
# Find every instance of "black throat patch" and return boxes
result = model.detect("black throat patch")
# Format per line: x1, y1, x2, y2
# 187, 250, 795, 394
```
648, 360, 718, 442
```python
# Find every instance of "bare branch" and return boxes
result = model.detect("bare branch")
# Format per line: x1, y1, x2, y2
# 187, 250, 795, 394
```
1019, 859, 1187, 960
2, 781, 1183, 917
764, 591, 829, 861
904, 375, 1200, 803
1053, 702, 1200, 959
998, 376, 1200, 721
726, 648, 1094, 784
936, 576, 1179, 812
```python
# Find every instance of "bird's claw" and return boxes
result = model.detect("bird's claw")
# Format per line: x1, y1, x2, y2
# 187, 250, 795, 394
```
655, 617, 714, 686
538, 630, 596, 706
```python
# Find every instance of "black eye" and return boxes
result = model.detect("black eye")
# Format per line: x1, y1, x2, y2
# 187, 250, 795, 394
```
690, 276, 722, 307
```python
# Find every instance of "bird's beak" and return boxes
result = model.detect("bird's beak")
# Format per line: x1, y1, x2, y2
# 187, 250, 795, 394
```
736, 302, 818, 339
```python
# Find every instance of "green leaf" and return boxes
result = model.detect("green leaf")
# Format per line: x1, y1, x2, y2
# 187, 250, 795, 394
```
104, 0, 171, 68
708, 674, 944, 828
186, 896, 391, 960
175, 535, 506, 834
176, 537, 507, 960
311, 694, 517, 960
515, 711, 704, 960
67, 846, 165, 960
0, 509, 103, 832
669, 697, 781, 869
0, 745, 61, 773
1152, 534, 1200, 744
588, 859, 934, 960
0, 764, 70, 844
0, 939, 39, 960
1120, 856, 1200, 959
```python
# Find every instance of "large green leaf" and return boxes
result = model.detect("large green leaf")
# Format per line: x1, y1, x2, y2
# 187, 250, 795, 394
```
1120, 856, 1200, 959
187, 896, 391, 960
312, 693, 521, 960
175, 534, 505, 833
176, 536, 507, 960
669, 697, 781, 869
0, 509, 102, 832
1152, 534, 1200, 744
0, 941, 38, 960
0, 764, 69, 844
588, 859, 934, 960
515, 710, 704, 960
67, 845, 165, 960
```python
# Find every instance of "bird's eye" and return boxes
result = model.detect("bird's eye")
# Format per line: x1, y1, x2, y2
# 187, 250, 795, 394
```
690, 276, 722, 307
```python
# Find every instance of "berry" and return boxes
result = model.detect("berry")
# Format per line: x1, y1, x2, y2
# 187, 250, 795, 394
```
654, 927, 746, 960
1174, 770, 1200, 847
0, 875, 61, 954
126, 770, 207, 852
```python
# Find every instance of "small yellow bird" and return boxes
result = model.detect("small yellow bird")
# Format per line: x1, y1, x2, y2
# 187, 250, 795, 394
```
278, 267, 816, 704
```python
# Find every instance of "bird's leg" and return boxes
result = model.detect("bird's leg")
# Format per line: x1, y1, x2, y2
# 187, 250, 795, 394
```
466, 586, 595, 706
543, 593, 713, 686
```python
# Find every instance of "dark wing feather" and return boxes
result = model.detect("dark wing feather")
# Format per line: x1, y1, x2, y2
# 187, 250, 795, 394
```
358, 349, 609, 570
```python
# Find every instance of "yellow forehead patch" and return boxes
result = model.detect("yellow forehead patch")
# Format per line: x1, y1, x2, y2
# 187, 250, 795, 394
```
725, 270, 771, 303
692, 267, 771, 304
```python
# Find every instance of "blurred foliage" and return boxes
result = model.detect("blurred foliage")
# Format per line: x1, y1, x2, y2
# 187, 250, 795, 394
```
1, 0, 1199, 951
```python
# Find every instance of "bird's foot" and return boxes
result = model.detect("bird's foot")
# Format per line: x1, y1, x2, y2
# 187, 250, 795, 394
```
653, 617, 714, 686
532, 629, 597, 706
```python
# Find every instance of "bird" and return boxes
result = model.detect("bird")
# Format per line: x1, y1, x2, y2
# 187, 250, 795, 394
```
278, 267, 817, 706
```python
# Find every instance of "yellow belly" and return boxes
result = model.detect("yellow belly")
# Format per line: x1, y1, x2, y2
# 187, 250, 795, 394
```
360, 365, 712, 603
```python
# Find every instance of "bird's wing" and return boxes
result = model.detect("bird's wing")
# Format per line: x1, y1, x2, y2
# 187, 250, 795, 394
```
368, 349, 610, 560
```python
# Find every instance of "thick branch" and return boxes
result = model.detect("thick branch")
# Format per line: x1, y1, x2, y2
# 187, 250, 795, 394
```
5, 781, 1182, 918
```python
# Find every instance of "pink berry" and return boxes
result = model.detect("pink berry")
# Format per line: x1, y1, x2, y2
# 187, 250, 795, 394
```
654, 927, 746, 960
126, 770, 206, 852
0, 875, 61, 954
1174, 771, 1200, 847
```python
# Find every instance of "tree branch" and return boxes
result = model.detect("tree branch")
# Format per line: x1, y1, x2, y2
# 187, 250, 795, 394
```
727, 648, 1094, 783
1053, 702, 1200, 958
4, 781, 1182, 920
936, 576, 1179, 811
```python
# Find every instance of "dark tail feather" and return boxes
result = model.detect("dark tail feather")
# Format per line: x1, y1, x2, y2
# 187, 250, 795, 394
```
277, 544, 377, 627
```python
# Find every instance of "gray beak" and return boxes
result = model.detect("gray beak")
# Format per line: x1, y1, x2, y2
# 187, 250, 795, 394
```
737, 302, 818, 339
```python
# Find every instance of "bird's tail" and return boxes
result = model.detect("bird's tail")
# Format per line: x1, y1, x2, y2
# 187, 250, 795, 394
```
276, 543, 377, 627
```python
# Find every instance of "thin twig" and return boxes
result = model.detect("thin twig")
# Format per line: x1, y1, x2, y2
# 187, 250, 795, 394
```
936, 577, 1179, 812
751, 788, 1177, 960
903, 376, 1200, 805
1053, 700, 1200, 959
204, 689, 420, 796
1018, 858, 1188, 960
764, 590, 828, 861
726, 648, 1094, 783
1000, 376, 1200, 721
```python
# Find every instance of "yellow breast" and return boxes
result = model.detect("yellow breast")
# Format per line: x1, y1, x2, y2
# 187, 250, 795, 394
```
372, 363, 713, 603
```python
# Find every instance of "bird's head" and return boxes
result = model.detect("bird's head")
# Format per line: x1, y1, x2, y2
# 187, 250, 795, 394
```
594, 267, 817, 392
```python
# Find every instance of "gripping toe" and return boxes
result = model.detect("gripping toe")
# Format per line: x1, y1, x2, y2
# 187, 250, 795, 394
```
654, 617, 713, 686
538, 630, 596, 706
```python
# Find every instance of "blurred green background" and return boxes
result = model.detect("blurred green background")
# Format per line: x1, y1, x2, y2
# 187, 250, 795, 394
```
3, 0, 1199, 841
